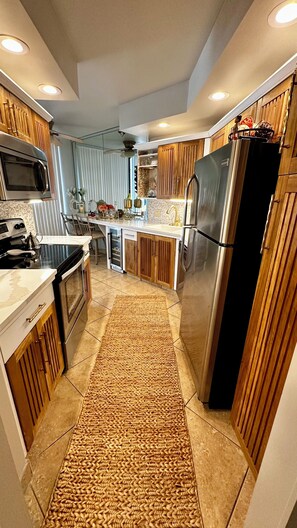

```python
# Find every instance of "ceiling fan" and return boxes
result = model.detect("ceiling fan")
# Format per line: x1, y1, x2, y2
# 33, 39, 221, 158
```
104, 133, 137, 157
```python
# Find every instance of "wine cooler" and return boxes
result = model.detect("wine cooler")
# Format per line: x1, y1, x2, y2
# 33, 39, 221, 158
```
108, 227, 123, 272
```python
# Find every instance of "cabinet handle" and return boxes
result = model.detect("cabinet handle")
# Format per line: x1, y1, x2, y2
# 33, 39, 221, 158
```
26, 303, 46, 323
260, 194, 275, 254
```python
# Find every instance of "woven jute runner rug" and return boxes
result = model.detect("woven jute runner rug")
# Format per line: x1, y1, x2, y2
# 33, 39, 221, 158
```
43, 295, 202, 527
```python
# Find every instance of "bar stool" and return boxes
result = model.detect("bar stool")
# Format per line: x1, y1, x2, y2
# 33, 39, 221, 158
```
75, 215, 106, 265
61, 212, 80, 235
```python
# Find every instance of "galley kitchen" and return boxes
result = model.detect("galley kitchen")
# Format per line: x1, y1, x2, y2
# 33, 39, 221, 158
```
0, 2, 297, 528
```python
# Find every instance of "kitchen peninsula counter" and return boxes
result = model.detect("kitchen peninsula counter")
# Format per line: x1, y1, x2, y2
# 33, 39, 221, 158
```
84, 217, 183, 239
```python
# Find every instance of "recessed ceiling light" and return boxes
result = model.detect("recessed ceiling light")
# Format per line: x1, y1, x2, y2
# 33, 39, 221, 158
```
158, 122, 169, 128
38, 84, 62, 95
268, 1, 297, 27
0, 35, 29, 54
208, 91, 230, 101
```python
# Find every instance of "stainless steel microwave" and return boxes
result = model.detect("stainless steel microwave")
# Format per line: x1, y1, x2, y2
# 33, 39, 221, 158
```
0, 131, 51, 201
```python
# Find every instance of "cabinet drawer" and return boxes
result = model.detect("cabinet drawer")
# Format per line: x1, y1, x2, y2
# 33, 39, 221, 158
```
123, 229, 137, 241
1, 284, 54, 363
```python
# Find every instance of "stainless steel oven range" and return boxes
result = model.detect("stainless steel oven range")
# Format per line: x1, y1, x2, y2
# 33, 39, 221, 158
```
0, 218, 87, 369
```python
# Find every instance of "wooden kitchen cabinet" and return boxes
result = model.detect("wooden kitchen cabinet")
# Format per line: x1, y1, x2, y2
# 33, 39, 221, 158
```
125, 239, 138, 275
138, 233, 176, 288
176, 140, 204, 198
2, 89, 35, 143
6, 302, 64, 451
0, 85, 9, 133
157, 143, 179, 198
157, 140, 204, 199
231, 77, 297, 475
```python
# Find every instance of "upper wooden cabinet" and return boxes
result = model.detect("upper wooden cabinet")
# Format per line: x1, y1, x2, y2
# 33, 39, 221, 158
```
210, 75, 293, 152
157, 139, 204, 199
0, 85, 9, 133
2, 89, 35, 143
257, 77, 291, 143
157, 143, 179, 198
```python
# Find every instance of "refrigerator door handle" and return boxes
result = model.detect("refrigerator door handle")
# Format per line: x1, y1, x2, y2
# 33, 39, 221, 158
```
181, 227, 198, 272
182, 173, 199, 228
181, 173, 200, 272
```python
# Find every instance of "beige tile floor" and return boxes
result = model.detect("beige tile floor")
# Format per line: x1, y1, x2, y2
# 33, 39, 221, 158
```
24, 256, 255, 528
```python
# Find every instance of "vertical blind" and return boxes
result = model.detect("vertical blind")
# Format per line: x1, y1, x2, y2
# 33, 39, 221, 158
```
33, 143, 129, 235
75, 145, 129, 209
32, 144, 65, 235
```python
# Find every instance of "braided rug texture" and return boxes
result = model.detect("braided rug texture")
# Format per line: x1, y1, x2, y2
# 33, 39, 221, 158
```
43, 295, 202, 527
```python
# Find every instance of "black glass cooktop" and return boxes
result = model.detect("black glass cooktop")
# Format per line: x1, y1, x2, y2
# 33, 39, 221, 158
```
0, 244, 83, 273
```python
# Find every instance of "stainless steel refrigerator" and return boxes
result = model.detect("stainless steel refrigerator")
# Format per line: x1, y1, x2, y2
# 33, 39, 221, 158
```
180, 139, 280, 409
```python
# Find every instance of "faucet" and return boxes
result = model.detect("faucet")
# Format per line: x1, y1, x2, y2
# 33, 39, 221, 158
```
166, 205, 181, 226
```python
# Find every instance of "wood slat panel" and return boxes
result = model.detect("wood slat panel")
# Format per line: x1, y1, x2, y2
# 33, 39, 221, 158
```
232, 186, 297, 475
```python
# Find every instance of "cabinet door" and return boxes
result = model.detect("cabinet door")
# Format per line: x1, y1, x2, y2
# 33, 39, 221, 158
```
155, 236, 176, 289
279, 73, 297, 176
157, 143, 179, 198
36, 303, 64, 396
257, 76, 292, 143
32, 111, 55, 196
138, 233, 155, 282
0, 86, 9, 133
231, 174, 297, 475
125, 239, 138, 275
6, 92, 35, 143
6, 330, 50, 451
177, 140, 204, 198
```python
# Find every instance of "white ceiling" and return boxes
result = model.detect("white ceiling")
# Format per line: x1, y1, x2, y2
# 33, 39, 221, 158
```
0, 0, 296, 145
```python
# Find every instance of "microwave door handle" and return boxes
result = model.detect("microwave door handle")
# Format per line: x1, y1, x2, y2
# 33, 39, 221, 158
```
60, 255, 84, 281
36, 160, 49, 193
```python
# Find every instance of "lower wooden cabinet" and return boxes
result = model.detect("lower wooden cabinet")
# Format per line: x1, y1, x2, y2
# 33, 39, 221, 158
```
138, 233, 176, 289
6, 302, 64, 451
123, 230, 138, 275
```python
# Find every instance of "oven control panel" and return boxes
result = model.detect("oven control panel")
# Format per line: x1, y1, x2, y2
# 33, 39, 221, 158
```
0, 218, 26, 240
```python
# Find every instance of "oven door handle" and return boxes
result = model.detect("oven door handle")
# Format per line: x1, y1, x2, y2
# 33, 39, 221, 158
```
60, 255, 84, 281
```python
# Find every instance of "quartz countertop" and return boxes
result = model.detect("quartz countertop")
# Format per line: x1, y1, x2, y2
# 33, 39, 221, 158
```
0, 236, 91, 334
42, 235, 91, 252
0, 269, 56, 333
85, 218, 182, 239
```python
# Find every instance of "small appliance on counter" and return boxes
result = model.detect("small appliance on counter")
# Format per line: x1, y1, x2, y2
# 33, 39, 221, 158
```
0, 218, 87, 369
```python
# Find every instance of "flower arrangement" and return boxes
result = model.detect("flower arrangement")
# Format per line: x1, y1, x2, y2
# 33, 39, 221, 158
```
67, 187, 86, 200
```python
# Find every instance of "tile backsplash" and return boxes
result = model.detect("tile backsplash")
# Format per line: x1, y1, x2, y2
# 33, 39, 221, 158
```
147, 199, 184, 225
0, 201, 36, 233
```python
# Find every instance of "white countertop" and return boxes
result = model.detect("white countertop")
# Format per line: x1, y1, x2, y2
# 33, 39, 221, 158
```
0, 269, 56, 333
42, 235, 91, 252
87, 218, 182, 239
0, 236, 91, 334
